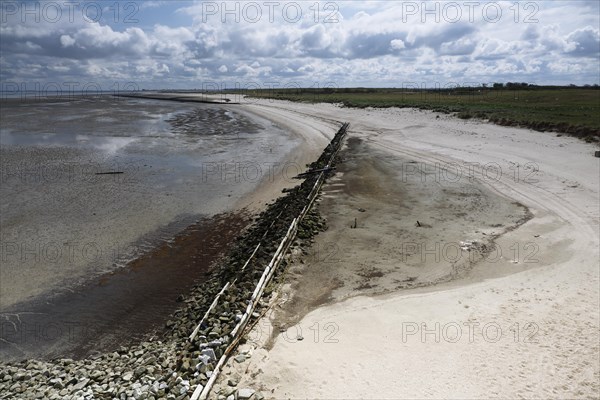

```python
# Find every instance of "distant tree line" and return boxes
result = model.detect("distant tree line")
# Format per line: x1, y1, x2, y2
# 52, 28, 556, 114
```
493, 82, 599, 89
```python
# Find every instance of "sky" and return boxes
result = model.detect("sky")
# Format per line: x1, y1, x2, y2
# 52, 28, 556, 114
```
1, 0, 599, 91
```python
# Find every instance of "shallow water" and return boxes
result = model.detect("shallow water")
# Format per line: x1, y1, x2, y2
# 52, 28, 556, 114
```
0, 212, 250, 362
0, 96, 299, 361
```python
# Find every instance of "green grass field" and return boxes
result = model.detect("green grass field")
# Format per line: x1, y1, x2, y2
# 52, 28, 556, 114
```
246, 87, 600, 142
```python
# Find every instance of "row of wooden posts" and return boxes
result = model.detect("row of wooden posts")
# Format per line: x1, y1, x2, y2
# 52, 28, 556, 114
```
191, 122, 349, 400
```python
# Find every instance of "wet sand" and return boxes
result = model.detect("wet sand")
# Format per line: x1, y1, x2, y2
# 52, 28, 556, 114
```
5, 94, 596, 398
1, 212, 249, 361
0, 95, 325, 362
255, 136, 531, 348
211, 99, 599, 399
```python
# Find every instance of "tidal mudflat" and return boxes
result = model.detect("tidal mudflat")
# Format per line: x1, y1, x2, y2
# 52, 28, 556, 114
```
0, 96, 301, 360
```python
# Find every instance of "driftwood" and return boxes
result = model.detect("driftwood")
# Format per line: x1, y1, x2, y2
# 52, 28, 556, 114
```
94, 171, 124, 175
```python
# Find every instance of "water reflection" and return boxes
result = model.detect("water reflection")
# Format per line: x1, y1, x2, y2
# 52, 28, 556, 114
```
1, 129, 138, 154
0, 95, 300, 324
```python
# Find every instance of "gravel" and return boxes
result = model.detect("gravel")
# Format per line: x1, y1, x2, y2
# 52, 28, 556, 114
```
0, 124, 349, 400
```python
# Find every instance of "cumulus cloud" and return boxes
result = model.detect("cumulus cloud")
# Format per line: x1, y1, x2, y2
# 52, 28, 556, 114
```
565, 26, 600, 56
521, 25, 539, 41
390, 39, 405, 50
60, 35, 76, 47
0, 1, 598, 87
439, 38, 476, 56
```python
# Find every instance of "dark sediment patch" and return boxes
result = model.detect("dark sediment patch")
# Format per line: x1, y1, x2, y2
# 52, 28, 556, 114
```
115, 93, 240, 105
0, 123, 348, 399
261, 134, 534, 349
167, 108, 261, 137
0, 212, 250, 362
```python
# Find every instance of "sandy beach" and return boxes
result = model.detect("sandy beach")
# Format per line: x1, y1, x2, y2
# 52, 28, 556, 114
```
2, 1, 598, 398
1, 95, 597, 398
212, 98, 600, 399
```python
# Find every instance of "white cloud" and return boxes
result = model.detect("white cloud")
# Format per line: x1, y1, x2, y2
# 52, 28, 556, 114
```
0, 1, 598, 86
24, 41, 42, 51
60, 35, 76, 47
390, 39, 405, 50
49, 65, 70, 73
565, 26, 600, 56
439, 38, 476, 56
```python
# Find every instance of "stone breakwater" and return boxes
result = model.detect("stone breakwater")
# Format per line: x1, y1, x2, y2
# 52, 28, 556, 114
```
0, 123, 349, 400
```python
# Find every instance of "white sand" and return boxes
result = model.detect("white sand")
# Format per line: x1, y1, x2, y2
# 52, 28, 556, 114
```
220, 100, 600, 399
